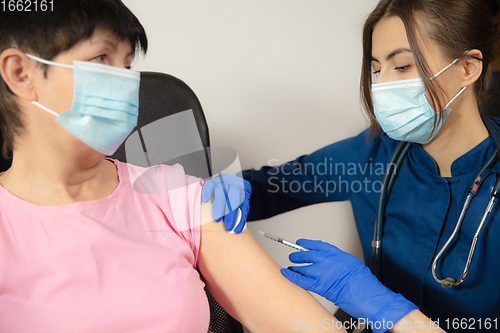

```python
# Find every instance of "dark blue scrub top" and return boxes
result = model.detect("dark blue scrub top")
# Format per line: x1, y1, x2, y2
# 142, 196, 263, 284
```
242, 123, 500, 332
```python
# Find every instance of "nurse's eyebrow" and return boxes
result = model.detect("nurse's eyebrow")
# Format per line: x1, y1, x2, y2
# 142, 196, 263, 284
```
371, 48, 412, 62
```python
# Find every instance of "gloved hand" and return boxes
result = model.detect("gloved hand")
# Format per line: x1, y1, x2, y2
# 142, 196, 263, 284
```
281, 239, 418, 333
201, 173, 251, 233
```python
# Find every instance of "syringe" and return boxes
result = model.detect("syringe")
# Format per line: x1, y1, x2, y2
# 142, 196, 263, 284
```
258, 230, 307, 252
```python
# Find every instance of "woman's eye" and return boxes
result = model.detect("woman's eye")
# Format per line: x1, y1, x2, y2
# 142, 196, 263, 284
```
371, 70, 380, 82
395, 65, 410, 72
94, 54, 106, 62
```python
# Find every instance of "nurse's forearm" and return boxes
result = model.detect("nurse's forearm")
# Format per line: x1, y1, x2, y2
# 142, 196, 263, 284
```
390, 310, 446, 332
243, 163, 346, 221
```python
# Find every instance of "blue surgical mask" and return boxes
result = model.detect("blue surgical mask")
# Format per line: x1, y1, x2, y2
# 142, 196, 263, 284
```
371, 57, 467, 144
26, 53, 140, 155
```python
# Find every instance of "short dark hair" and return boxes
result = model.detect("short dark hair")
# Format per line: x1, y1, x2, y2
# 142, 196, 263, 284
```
360, 0, 499, 138
0, 0, 148, 159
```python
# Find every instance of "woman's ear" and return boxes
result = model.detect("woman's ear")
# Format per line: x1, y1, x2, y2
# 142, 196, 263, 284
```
461, 49, 483, 87
0, 49, 38, 102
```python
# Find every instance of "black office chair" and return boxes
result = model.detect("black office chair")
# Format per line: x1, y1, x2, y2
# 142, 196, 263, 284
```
110, 71, 244, 333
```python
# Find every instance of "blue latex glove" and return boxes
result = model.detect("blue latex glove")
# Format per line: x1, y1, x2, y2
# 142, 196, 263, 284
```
281, 239, 418, 333
201, 173, 251, 233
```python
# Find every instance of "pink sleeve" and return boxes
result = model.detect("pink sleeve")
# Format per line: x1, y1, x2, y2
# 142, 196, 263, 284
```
159, 164, 204, 267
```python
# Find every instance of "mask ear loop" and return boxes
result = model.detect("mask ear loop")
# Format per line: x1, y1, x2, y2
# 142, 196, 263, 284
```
31, 101, 59, 117
25, 53, 74, 69
430, 50, 470, 80
429, 50, 469, 111
431, 57, 461, 80
25, 54, 73, 117
444, 86, 467, 109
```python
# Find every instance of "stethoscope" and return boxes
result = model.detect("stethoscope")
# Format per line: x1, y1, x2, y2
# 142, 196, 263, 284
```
371, 115, 500, 288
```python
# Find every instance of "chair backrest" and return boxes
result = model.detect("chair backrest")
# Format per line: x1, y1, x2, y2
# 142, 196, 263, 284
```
111, 72, 210, 173
0, 132, 11, 172
111, 71, 244, 333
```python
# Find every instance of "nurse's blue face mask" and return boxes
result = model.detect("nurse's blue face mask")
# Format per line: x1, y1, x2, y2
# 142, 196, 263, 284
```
371, 56, 467, 144
26, 53, 140, 155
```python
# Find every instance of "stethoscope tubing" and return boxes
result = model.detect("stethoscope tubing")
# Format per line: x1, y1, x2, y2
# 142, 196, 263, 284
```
371, 140, 411, 278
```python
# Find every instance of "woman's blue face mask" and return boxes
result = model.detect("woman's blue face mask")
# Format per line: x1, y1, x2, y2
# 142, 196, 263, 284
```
371, 57, 467, 144
26, 53, 140, 155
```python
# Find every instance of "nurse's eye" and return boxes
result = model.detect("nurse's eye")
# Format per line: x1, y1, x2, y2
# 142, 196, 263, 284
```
395, 65, 410, 72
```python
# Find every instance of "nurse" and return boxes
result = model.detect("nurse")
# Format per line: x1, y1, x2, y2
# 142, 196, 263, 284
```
227, 0, 500, 331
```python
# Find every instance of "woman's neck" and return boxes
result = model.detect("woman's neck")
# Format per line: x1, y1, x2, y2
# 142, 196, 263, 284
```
0, 146, 118, 206
421, 98, 488, 177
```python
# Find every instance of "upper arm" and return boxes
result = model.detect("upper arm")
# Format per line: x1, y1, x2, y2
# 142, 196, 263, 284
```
198, 201, 346, 332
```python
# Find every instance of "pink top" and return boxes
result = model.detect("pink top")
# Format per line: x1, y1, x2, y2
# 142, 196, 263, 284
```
0, 159, 210, 332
